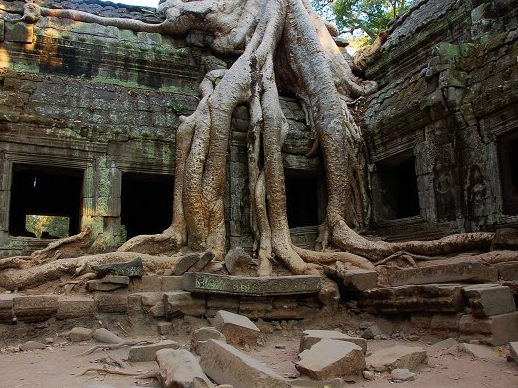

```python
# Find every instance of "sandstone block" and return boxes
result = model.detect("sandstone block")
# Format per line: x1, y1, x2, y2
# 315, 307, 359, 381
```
56, 296, 94, 319
213, 310, 260, 345
92, 257, 143, 277
494, 262, 518, 281
69, 327, 93, 342
459, 311, 518, 345
128, 340, 180, 362
458, 343, 500, 360
94, 293, 127, 313
13, 295, 58, 322
161, 276, 184, 291
19, 341, 46, 351
300, 330, 367, 353
429, 338, 458, 352
183, 272, 321, 296
391, 369, 415, 382
387, 260, 497, 286
430, 314, 460, 330
164, 291, 206, 318
366, 345, 427, 372
157, 348, 214, 388
342, 270, 378, 291
509, 342, 518, 364
0, 294, 14, 323
463, 284, 516, 317
129, 275, 160, 292
190, 251, 215, 272
224, 247, 253, 275
296, 339, 365, 380
199, 339, 290, 388
173, 253, 200, 275
191, 327, 226, 354
4, 22, 33, 43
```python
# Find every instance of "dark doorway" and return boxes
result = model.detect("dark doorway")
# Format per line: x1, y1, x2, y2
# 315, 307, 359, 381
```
285, 170, 320, 228
498, 131, 518, 215
376, 154, 420, 220
121, 172, 174, 239
9, 164, 83, 238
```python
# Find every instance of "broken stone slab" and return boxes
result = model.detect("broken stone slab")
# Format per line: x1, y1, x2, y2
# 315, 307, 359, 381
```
56, 296, 95, 319
91, 257, 144, 277
173, 253, 200, 275
295, 339, 365, 380
509, 342, 518, 364
0, 294, 14, 323
299, 330, 367, 353
224, 247, 253, 275
362, 324, 383, 340
429, 338, 458, 352
491, 228, 518, 250
93, 328, 123, 344
191, 251, 215, 272
387, 260, 497, 286
213, 310, 260, 345
183, 272, 321, 296
342, 269, 378, 291
361, 284, 465, 313
156, 348, 214, 388
458, 343, 501, 361
128, 340, 181, 362
19, 341, 46, 351
163, 291, 206, 318
198, 339, 290, 388
459, 312, 518, 345
191, 327, 226, 354
365, 345, 427, 372
87, 275, 130, 292
13, 295, 58, 322
391, 369, 415, 382
463, 284, 516, 317
69, 327, 93, 342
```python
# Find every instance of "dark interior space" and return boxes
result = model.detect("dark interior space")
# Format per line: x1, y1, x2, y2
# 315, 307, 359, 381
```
121, 172, 174, 239
377, 155, 420, 220
498, 132, 518, 215
9, 164, 83, 238
285, 170, 320, 228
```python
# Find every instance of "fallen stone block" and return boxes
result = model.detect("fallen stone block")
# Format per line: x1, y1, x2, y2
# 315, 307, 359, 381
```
161, 276, 184, 291
213, 310, 260, 345
199, 339, 290, 388
13, 295, 58, 322
173, 253, 200, 275
391, 368, 415, 382
128, 340, 180, 362
361, 284, 465, 313
183, 272, 321, 296
362, 324, 383, 340
459, 311, 518, 345
0, 294, 14, 323
94, 293, 128, 313
458, 343, 501, 361
509, 342, 518, 363
491, 228, 518, 251
56, 296, 94, 319
463, 284, 516, 317
387, 260, 497, 286
342, 270, 378, 291
19, 341, 46, 351
365, 345, 427, 372
429, 338, 458, 352
69, 327, 93, 342
224, 247, 253, 275
296, 339, 365, 380
163, 291, 206, 318
191, 327, 226, 354
93, 328, 123, 344
157, 348, 214, 388
92, 257, 144, 277
191, 251, 215, 272
300, 330, 367, 353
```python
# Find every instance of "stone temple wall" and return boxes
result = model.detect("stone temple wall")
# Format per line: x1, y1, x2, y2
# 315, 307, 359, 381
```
363, 0, 518, 241
0, 0, 322, 257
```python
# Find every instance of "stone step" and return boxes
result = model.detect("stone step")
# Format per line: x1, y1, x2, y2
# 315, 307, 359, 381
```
387, 260, 498, 286
463, 284, 516, 317
361, 284, 465, 313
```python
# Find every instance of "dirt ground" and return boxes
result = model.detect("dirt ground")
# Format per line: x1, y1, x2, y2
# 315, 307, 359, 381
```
1, 317, 517, 388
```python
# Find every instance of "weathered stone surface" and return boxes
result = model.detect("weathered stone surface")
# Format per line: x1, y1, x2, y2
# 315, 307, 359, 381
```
430, 314, 460, 330
391, 369, 415, 382
362, 324, 383, 340
183, 273, 321, 296
509, 342, 518, 363
19, 341, 46, 351
129, 275, 160, 292
128, 340, 180, 362
224, 247, 253, 275
199, 339, 290, 388
56, 296, 95, 319
296, 339, 365, 380
157, 321, 173, 335
4, 21, 33, 43
213, 310, 260, 345
459, 312, 518, 345
161, 276, 184, 291
69, 327, 93, 342
191, 327, 226, 354
361, 284, 465, 313
163, 291, 206, 318
94, 293, 128, 313
491, 228, 518, 250
387, 261, 497, 286
0, 294, 14, 323
13, 295, 58, 322
494, 262, 518, 281
93, 328, 123, 344
87, 275, 129, 292
173, 253, 200, 275
463, 284, 516, 317
191, 251, 215, 272
92, 258, 144, 277
299, 330, 367, 353
366, 345, 427, 372
458, 343, 500, 361
156, 348, 214, 388
429, 338, 458, 352
342, 269, 378, 291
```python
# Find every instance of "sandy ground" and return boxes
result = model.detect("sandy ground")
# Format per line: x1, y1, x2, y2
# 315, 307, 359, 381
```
1, 329, 517, 388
